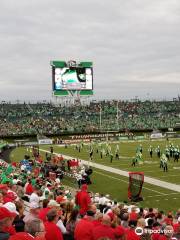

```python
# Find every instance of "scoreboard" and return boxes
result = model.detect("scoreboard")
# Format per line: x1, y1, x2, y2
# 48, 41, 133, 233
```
51, 60, 93, 96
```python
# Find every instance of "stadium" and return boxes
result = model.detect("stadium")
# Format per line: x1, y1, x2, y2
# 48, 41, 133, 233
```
0, 1, 180, 240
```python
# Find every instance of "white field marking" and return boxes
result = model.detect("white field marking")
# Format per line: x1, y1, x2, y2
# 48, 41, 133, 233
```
102, 163, 131, 166
93, 170, 167, 196
119, 156, 132, 159
144, 170, 161, 173
160, 174, 180, 178
146, 192, 180, 198
38, 148, 180, 193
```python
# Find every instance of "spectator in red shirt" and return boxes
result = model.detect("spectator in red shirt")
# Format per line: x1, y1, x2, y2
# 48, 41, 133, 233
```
9, 218, 46, 240
125, 220, 140, 240
74, 204, 97, 240
92, 212, 103, 227
75, 184, 91, 216
114, 224, 125, 240
163, 215, 173, 226
38, 199, 50, 222
173, 216, 180, 233
158, 225, 174, 240
25, 180, 34, 195
0, 207, 16, 240
129, 207, 138, 221
44, 209, 63, 240
92, 214, 115, 240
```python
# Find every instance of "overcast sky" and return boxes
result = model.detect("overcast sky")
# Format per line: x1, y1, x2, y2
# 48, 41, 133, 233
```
0, 0, 180, 101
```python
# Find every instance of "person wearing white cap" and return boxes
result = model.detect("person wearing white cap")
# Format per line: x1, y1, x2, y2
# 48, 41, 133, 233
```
23, 201, 40, 223
29, 186, 41, 204
3, 202, 19, 216
47, 200, 60, 208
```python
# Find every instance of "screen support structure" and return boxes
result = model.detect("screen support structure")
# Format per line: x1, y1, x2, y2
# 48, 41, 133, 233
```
52, 90, 91, 106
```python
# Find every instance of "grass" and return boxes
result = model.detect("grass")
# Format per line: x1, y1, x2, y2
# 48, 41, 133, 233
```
9, 138, 180, 213
40, 138, 180, 184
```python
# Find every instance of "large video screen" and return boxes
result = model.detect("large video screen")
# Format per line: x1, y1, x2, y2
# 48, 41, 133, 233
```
52, 64, 93, 91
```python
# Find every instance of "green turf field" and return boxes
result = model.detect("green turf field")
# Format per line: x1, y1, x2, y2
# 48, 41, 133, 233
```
9, 138, 180, 212
40, 139, 180, 184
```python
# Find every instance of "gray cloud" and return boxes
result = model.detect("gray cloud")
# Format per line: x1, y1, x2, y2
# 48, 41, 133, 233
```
0, 0, 180, 101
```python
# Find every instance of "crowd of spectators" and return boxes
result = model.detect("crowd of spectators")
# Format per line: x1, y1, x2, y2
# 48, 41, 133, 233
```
0, 152, 180, 239
0, 100, 180, 137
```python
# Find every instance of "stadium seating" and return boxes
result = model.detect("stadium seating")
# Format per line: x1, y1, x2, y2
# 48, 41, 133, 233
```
0, 100, 179, 136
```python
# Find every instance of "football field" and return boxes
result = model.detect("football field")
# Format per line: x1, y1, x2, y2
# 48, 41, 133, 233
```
9, 138, 180, 212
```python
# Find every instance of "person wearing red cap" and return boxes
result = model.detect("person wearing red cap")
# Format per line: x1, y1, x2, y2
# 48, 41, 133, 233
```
0, 207, 16, 240
92, 214, 115, 240
3, 192, 17, 203
44, 209, 63, 240
75, 184, 91, 216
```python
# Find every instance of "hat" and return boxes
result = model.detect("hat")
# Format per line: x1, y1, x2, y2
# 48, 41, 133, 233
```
0, 184, 8, 190
0, 207, 16, 220
178, 216, 180, 222
3, 202, 19, 215
6, 192, 17, 201
48, 200, 60, 207
29, 201, 40, 209
107, 212, 114, 221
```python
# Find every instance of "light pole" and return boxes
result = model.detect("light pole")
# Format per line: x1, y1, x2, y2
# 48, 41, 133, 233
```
99, 103, 102, 131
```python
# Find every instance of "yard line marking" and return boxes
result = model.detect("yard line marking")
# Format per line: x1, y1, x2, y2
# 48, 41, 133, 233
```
144, 192, 180, 198
160, 174, 180, 178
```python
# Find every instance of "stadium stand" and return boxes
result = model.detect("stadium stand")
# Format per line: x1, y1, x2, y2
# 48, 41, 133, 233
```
0, 100, 180, 137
